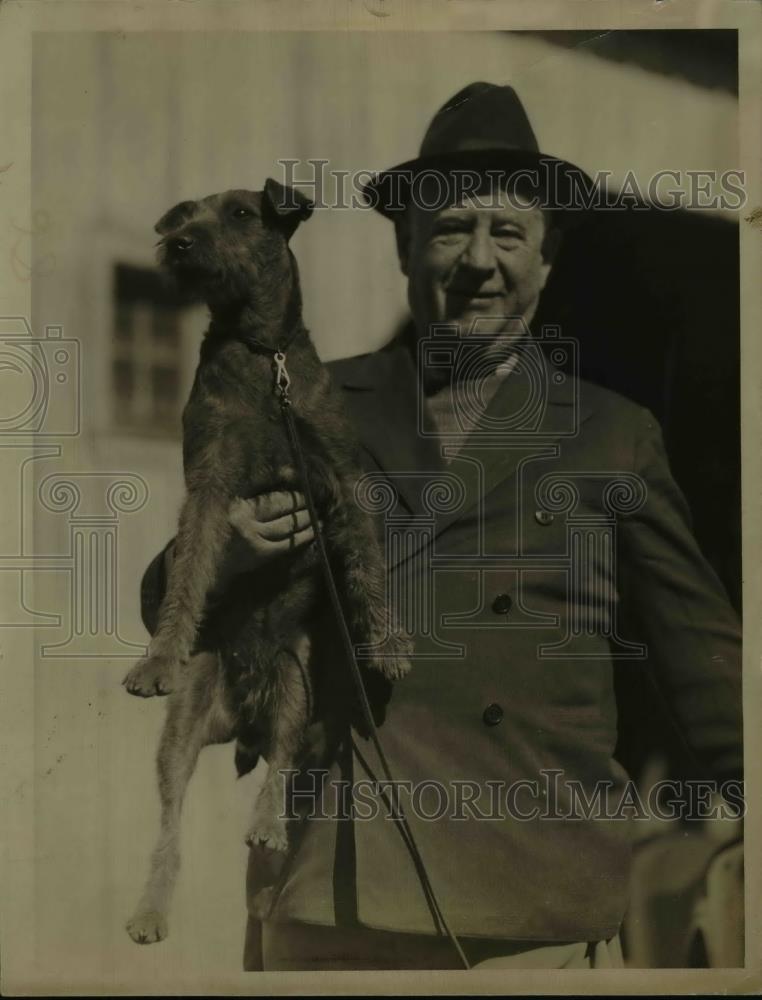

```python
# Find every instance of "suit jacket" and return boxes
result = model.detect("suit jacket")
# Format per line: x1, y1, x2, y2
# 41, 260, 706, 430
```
140, 336, 742, 944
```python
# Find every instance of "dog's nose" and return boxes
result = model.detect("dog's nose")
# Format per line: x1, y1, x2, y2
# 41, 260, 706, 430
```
170, 235, 194, 252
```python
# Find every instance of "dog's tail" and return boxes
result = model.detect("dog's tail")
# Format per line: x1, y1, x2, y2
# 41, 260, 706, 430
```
227, 631, 311, 778
234, 736, 261, 777
224, 640, 275, 778
232, 666, 273, 777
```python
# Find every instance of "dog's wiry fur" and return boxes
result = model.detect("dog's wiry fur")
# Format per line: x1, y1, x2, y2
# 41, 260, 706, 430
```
123, 180, 409, 945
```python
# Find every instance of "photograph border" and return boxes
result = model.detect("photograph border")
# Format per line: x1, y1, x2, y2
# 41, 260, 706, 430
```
1, 1, 760, 994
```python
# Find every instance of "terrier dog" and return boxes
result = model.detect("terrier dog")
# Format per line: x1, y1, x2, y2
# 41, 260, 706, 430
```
123, 180, 409, 944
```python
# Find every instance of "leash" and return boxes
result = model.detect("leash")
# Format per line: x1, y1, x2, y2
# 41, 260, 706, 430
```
243, 332, 470, 969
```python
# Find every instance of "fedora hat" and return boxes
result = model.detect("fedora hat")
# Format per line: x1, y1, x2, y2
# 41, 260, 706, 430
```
363, 81, 592, 222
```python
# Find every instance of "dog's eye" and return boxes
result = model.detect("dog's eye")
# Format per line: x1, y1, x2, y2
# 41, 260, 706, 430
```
231, 207, 254, 220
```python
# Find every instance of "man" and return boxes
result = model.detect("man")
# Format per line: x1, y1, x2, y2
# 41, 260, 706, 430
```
140, 83, 742, 970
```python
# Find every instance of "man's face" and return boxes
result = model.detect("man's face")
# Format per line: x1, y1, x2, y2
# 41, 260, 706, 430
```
397, 183, 559, 340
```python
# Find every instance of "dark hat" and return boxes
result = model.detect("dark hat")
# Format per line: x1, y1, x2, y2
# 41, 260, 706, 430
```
363, 82, 592, 222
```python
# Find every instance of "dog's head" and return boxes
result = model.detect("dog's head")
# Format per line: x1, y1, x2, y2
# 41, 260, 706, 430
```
153, 180, 313, 306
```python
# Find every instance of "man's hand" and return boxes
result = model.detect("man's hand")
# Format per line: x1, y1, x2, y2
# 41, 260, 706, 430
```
217, 491, 316, 592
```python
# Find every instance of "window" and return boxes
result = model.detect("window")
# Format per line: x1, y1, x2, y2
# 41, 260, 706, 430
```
111, 264, 188, 436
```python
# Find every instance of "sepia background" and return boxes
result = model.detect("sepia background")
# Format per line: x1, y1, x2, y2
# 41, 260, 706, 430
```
17, 27, 743, 985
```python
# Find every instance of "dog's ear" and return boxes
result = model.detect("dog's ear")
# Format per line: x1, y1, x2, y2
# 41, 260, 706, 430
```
262, 178, 314, 238
154, 200, 198, 236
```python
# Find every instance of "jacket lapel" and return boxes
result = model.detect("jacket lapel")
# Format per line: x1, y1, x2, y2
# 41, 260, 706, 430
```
329, 342, 448, 518
328, 337, 595, 566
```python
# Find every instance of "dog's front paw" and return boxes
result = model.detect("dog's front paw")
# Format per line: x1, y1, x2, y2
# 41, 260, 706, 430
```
126, 909, 168, 944
368, 626, 412, 680
377, 653, 412, 681
122, 655, 177, 697
245, 816, 289, 854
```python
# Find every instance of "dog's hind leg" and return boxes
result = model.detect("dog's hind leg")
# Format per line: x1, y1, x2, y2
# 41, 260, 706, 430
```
245, 635, 311, 855
320, 465, 411, 681
126, 651, 235, 944
299, 393, 411, 680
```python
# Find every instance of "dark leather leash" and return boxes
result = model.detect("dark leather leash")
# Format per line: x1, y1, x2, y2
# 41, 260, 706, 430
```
241, 329, 470, 970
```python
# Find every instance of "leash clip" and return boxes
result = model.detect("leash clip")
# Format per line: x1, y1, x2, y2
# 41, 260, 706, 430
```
273, 350, 291, 405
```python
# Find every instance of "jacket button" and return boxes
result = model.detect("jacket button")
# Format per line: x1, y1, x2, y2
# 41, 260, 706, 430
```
535, 509, 554, 525
483, 703, 504, 726
492, 593, 512, 615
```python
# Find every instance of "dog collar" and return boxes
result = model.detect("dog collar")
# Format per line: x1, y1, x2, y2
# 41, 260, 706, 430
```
238, 320, 304, 358
238, 323, 306, 407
